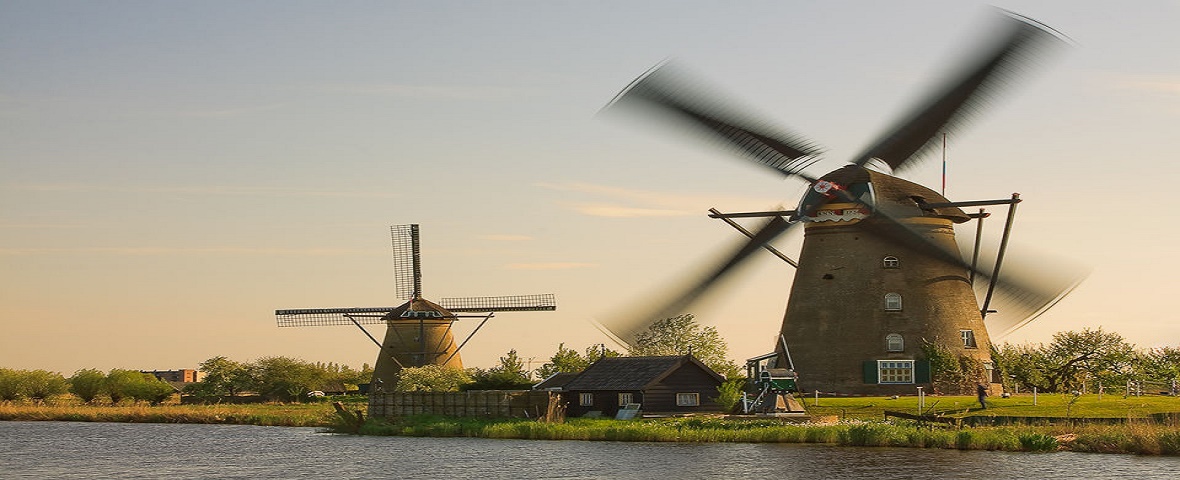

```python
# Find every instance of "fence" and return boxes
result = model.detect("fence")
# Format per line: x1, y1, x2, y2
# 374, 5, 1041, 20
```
368, 390, 562, 419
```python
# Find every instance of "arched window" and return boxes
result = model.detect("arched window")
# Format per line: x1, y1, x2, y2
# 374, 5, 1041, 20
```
883, 256, 900, 268
884, 292, 903, 311
886, 333, 904, 352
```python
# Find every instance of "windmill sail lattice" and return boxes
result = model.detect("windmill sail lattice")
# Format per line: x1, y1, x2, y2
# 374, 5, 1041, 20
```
274, 224, 556, 388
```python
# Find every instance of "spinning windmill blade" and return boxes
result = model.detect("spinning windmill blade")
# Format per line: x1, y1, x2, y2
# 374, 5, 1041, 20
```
595, 215, 797, 348
598, 10, 1080, 354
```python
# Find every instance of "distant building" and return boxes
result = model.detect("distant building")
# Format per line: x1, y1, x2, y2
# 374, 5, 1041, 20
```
554, 355, 727, 418
142, 369, 203, 383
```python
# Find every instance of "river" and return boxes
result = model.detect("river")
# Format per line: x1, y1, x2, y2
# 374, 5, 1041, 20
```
1, 421, 1177, 479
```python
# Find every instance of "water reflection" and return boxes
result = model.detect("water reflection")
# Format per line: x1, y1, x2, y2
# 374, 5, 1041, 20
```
0, 422, 1176, 479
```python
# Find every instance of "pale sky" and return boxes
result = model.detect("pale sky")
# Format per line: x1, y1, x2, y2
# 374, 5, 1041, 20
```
3, 1, 1179, 375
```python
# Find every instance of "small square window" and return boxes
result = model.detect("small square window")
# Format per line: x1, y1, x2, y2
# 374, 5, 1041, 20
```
675, 393, 700, 406
618, 392, 634, 405
884, 293, 903, 311
961, 330, 977, 348
883, 256, 900, 268
878, 360, 914, 384
886, 333, 904, 352
579, 393, 593, 406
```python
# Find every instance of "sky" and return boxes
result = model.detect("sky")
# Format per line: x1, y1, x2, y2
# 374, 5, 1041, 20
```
3, 1, 1179, 375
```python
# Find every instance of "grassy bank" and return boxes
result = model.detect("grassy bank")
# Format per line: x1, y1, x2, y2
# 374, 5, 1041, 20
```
345, 414, 1180, 455
806, 393, 1180, 421
0, 401, 342, 427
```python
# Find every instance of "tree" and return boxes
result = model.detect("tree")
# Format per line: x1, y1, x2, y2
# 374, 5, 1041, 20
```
0, 368, 24, 401
69, 369, 107, 403
187, 356, 253, 398
1143, 346, 1180, 395
105, 369, 145, 404
394, 365, 472, 392
250, 356, 328, 402
995, 328, 1136, 393
535, 343, 591, 379
465, 349, 535, 390
630, 314, 740, 378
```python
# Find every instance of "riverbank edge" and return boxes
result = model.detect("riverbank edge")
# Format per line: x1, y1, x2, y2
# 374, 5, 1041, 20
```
333, 414, 1180, 456
5, 405, 1180, 456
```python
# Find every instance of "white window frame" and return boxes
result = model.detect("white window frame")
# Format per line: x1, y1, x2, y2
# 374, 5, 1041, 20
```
960, 329, 977, 348
579, 392, 593, 406
884, 292, 903, 311
885, 333, 904, 352
675, 392, 700, 407
618, 392, 634, 405
877, 360, 915, 384
883, 256, 900, 268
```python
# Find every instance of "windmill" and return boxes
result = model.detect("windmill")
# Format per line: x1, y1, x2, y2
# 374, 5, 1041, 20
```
275, 224, 556, 389
598, 11, 1085, 395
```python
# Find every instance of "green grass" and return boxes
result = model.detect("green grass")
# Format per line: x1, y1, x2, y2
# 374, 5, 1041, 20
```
804, 393, 1180, 421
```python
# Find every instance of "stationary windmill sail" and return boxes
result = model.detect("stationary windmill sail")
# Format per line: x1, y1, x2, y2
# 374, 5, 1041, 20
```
276, 224, 556, 389
600, 10, 1085, 395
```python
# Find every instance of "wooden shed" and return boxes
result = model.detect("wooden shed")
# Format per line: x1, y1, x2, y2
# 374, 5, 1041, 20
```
560, 355, 726, 417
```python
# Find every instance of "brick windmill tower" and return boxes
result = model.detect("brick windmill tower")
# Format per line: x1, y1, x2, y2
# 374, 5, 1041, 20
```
598, 11, 1084, 395
276, 224, 556, 389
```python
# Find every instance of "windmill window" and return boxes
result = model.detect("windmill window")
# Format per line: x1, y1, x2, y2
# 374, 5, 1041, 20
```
884, 293, 903, 311
676, 392, 700, 407
579, 393, 594, 406
886, 333, 904, 352
960, 329, 978, 348
883, 256, 900, 268
878, 360, 914, 384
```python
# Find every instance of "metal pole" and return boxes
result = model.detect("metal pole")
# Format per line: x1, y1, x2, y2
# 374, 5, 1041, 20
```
1033, 386, 1038, 406
980, 193, 1021, 318
709, 208, 798, 267
348, 316, 404, 369
969, 208, 985, 285
442, 313, 494, 365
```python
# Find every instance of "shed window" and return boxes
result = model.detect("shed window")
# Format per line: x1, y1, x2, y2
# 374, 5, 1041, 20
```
878, 360, 914, 384
886, 333, 904, 352
676, 393, 700, 407
884, 293, 903, 311
883, 256, 900, 268
961, 329, 977, 348
618, 392, 634, 405
579, 393, 593, 406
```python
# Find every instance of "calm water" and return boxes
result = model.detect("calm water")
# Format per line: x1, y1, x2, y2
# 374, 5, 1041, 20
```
1, 421, 1178, 479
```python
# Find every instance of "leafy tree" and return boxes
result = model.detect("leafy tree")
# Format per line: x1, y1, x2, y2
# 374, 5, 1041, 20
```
1143, 346, 1180, 395
712, 378, 745, 413
535, 343, 591, 379
250, 356, 328, 402
630, 314, 740, 378
465, 349, 535, 390
995, 328, 1135, 393
105, 369, 147, 404
22, 370, 67, 402
69, 369, 107, 403
0, 368, 24, 401
394, 365, 472, 392
584, 344, 622, 364
185, 356, 253, 398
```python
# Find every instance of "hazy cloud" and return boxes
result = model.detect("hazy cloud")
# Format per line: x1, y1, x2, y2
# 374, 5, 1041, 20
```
478, 234, 533, 241
0, 247, 380, 256
321, 83, 518, 100
504, 262, 596, 270
1111, 75, 1180, 95
536, 182, 783, 218
8, 184, 400, 199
